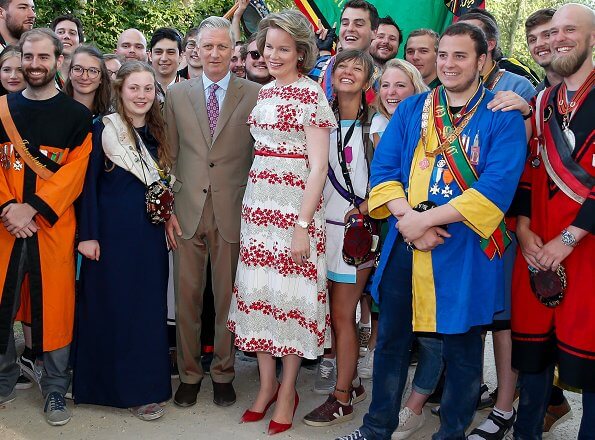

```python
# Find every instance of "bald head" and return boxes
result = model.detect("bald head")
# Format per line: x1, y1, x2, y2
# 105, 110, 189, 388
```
115, 28, 148, 62
549, 3, 595, 77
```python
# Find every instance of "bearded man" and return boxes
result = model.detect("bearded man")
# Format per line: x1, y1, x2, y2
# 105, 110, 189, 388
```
511, 4, 595, 439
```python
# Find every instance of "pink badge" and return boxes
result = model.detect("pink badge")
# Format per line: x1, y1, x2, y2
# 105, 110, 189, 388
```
344, 146, 353, 164
419, 158, 430, 170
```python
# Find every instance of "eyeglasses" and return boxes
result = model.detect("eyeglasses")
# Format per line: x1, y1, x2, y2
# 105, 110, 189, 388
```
185, 41, 197, 50
71, 65, 101, 79
107, 69, 118, 77
248, 50, 261, 60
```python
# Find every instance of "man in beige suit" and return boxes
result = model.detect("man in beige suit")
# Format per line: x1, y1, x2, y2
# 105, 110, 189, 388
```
164, 16, 260, 408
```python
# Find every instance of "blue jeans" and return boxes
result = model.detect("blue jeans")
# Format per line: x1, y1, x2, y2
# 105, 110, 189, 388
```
433, 327, 483, 440
412, 334, 443, 395
579, 392, 595, 440
515, 364, 594, 440
360, 240, 413, 439
514, 365, 555, 440
359, 240, 483, 440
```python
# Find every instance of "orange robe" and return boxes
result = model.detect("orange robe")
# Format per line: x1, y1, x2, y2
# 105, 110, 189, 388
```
0, 92, 92, 354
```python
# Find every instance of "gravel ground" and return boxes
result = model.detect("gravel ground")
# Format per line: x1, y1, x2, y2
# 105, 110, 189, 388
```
0, 330, 581, 440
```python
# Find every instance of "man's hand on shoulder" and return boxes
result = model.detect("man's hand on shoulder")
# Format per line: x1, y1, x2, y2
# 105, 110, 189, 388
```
487, 90, 530, 116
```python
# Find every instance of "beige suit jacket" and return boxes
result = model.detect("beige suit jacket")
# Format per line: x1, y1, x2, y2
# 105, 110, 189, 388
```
165, 74, 261, 242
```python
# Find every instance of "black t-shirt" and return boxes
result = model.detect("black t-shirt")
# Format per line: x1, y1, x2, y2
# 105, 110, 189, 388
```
0, 91, 92, 152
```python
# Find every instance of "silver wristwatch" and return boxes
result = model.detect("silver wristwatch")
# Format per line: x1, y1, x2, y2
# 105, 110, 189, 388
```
296, 219, 309, 230
560, 229, 577, 247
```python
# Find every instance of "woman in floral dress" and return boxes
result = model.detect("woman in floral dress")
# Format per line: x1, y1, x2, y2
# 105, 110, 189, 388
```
226, 9, 335, 435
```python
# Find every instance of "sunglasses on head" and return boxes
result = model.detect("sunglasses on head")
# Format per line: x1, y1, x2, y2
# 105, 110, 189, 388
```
248, 50, 261, 60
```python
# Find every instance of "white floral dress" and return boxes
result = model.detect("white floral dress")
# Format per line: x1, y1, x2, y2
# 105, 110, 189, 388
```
227, 75, 336, 359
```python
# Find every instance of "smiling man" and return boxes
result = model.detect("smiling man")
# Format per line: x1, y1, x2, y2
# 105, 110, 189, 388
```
525, 8, 562, 91
369, 16, 401, 67
0, 0, 35, 50
309, 0, 379, 102
51, 14, 83, 89
149, 27, 183, 96
511, 4, 595, 439
164, 16, 260, 411
337, 22, 526, 440
179, 27, 202, 79
242, 34, 271, 84
115, 28, 148, 63
0, 28, 92, 426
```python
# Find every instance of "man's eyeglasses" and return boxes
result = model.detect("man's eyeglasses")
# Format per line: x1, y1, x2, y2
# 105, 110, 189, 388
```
248, 50, 261, 60
71, 65, 101, 79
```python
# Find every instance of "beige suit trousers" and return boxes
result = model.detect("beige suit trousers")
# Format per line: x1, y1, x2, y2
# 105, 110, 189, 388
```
174, 191, 238, 385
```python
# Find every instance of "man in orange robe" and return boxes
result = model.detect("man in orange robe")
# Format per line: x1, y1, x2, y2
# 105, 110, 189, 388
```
0, 28, 91, 426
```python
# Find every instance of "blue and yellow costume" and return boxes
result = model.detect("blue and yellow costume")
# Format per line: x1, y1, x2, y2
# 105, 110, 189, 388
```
368, 84, 526, 334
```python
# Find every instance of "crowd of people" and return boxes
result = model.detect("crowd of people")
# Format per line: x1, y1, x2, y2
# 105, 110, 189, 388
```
0, 0, 592, 439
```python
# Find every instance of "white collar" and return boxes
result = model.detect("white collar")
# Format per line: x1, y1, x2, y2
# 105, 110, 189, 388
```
203, 71, 231, 92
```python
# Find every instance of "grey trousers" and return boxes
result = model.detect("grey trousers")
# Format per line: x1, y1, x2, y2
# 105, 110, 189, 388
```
0, 241, 71, 398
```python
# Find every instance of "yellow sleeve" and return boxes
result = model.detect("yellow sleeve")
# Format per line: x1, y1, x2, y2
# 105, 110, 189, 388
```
449, 188, 504, 238
369, 181, 406, 219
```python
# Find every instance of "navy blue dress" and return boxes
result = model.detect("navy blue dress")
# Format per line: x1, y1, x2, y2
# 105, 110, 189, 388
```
73, 121, 171, 408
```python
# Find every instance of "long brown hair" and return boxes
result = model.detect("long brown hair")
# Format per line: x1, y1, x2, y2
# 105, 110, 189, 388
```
112, 61, 171, 171
64, 45, 112, 115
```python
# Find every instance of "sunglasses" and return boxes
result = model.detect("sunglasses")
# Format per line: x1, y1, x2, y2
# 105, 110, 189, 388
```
248, 50, 261, 60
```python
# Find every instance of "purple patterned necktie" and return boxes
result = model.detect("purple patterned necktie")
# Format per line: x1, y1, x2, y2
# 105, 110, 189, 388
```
206, 83, 220, 137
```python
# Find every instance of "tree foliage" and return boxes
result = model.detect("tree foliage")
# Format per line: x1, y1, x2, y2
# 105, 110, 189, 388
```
34, 0, 235, 52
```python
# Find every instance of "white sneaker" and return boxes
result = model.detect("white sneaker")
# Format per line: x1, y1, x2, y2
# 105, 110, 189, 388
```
314, 358, 336, 395
357, 348, 374, 379
392, 407, 425, 439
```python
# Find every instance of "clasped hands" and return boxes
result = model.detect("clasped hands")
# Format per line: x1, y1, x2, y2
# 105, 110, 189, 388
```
396, 209, 450, 252
517, 226, 573, 272
1, 203, 39, 238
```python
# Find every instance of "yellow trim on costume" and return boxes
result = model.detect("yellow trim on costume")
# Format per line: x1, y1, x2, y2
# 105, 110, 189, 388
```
369, 181, 405, 219
448, 188, 504, 239
409, 137, 438, 332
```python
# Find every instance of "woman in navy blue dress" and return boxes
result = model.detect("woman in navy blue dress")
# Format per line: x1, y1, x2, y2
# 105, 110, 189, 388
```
74, 61, 172, 420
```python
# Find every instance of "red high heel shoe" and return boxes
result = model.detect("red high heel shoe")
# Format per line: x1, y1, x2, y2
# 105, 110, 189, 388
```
240, 383, 280, 423
267, 391, 299, 435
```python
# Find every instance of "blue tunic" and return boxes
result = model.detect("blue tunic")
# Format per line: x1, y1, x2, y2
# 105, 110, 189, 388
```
73, 121, 171, 408
369, 89, 526, 334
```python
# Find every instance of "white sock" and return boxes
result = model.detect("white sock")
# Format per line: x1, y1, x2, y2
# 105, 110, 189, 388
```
468, 407, 514, 438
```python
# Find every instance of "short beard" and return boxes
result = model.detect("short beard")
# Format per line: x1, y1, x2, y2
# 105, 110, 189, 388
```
24, 66, 57, 89
371, 48, 397, 64
6, 15, 28, 39
551, 44, 589, 77
442, 75, 479, 95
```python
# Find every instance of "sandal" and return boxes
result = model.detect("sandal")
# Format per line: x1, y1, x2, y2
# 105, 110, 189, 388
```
129, 402, 164, 421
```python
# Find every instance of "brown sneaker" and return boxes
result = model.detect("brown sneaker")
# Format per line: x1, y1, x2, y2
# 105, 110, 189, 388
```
351, 381, 367, 405
543, 397, 572, 437
303, 394, 354, 427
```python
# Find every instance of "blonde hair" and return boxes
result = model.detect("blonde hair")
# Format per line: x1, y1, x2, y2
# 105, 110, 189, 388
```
0, 46, 20, 67
375, 59, 429, 119
256, 9, 317, 74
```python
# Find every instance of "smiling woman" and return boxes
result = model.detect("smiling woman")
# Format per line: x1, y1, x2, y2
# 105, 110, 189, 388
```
74, 61, 173, 422
0, 46, 25, 95
63, 45, 111, 118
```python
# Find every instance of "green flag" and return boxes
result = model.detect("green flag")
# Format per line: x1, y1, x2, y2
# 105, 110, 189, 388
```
294, 0, 454, 56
